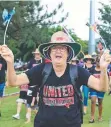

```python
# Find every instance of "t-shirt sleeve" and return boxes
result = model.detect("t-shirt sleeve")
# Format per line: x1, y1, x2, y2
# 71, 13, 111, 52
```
32, 87, 38, 97
25, 63, 44, 87
76, 66, 91, 87
27, 59, 33, 69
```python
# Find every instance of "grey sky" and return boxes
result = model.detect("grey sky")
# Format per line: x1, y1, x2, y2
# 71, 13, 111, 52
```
41, 0, 110, 40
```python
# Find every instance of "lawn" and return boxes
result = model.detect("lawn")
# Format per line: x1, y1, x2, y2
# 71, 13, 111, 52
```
82, 93, 111, 127
4, 86, 19, 95
0, 87, 111, 127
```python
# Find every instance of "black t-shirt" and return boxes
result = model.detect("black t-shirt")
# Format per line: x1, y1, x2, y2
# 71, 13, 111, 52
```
84, 65, 95, 74
90, 67, 105, 93
25, 63, 90, 126
27, 58, 43, 69
0, 57, 7, 84
27, 86, 38, 105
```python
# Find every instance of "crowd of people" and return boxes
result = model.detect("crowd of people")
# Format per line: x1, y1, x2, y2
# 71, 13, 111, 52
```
0, 31, 111, 127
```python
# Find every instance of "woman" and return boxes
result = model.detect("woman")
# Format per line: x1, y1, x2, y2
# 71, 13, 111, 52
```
12, 84, 28, 120
70, 57, 79, 65
1, 31, 110, 127
27, 48, 43, 69
89, 56, 105, 123
0, 56, 7, 117
82, 55, 95, 114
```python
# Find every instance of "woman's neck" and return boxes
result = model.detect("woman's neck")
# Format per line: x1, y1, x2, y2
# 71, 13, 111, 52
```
52, 63, 67, 77
85, 63, 92, 68
53, 63, 67, 72
35, 58, 41, 61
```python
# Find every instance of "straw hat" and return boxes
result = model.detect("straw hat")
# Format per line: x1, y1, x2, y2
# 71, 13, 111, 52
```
38, 31, 81, 62
32, 48, 40, 54
71, 57, 79, 64
92, 52, 97, 57
83, 54, 95, 62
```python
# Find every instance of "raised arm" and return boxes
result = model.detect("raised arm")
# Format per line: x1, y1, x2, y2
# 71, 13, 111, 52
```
0, 45, 29, 86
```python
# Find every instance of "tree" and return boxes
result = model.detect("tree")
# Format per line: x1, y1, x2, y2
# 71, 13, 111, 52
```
0, 1, 68, 61
98, 2, 111, 49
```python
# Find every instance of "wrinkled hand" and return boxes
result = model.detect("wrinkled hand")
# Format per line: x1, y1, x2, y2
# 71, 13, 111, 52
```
100, 49, 111, 70
0, 45, 14, 64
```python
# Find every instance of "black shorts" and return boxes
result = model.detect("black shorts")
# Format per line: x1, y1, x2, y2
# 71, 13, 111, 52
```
19, 91, 27, 100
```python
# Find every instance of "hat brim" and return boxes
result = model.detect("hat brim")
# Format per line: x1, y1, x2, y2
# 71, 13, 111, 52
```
38, 42, 81, 62
32, 52, 40, 54
83, 58, 95, 62
71, 59, 79, 63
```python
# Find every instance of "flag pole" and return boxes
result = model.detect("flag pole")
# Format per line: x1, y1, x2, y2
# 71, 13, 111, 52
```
3, 7, 15, 45
62, 26, 76, 42
4, 20, 10, 45
89, 0, 96, 55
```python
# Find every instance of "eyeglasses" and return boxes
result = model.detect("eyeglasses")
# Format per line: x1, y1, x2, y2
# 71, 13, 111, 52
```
86, 58, 92, 61
71, 60, 76, 62
51, 46, 67, 52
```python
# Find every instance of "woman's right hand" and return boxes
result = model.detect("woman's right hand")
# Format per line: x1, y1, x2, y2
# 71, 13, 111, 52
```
0, 45, 14, 64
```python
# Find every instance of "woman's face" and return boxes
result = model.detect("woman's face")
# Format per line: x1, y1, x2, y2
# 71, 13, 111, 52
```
86, 59, 92, 64
34, 53, 41, 60
71, 60, 77, 65
50, 45, 68, 65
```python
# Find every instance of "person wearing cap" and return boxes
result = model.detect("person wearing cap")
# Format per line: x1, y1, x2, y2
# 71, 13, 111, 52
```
78, 58, 84, 67
27, 48, 43, 69
82, 55, 95, 115
1, 31, 111, 127
92, 52, 97, 57
0, 56, 7, 117
26, 48, 42, 123
108, 62, 111, 95
92, 52, 97, 65
89, 56, 105, 123
12, 84, 28, 120
70, 57, 79, 65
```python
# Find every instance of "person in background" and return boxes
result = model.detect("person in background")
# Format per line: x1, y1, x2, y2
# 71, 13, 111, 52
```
92, 52, 97, 59
108, 62, 111, 95
70, 57, 83, 95
70, 57, 79, 65
25, 85, 38, 123
108, 70, 111, 95
27, 48, 43, 69
12, 84, 28, 119
92, 52, 97, 65
25, 48, 42, 123
89, 56, 105, 123
0, 56, 7, 117
78, 58, 84, 67
82, 55, 95, 115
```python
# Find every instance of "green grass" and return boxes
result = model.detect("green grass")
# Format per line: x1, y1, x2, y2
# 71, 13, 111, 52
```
4, 86, 19, 95
82, 94, 111, 127
0, 91, 111, 127
0, 96, 34, 127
